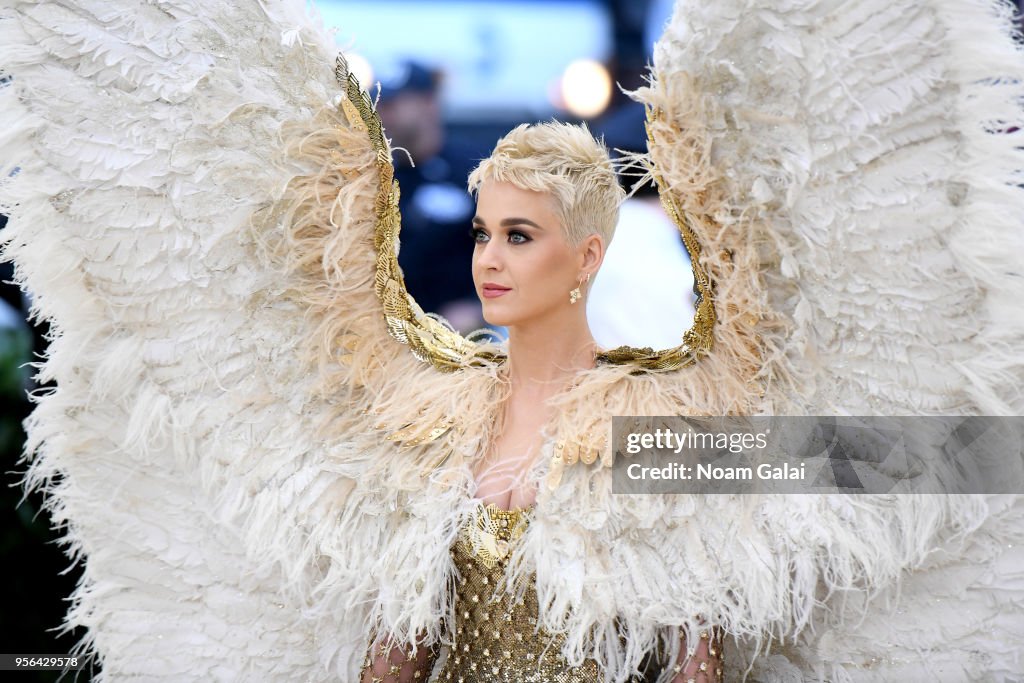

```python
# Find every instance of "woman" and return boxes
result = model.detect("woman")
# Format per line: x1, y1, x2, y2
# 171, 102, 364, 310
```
359, 122, 724, 683
3, 1, 1021, 681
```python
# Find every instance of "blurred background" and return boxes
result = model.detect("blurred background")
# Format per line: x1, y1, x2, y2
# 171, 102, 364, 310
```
4, 0, 1022, 679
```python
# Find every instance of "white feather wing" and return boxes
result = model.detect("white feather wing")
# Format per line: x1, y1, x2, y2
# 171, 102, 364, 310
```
644, 0, 1024, 416
0, 1, 387, 678
636, 0, 1024, 679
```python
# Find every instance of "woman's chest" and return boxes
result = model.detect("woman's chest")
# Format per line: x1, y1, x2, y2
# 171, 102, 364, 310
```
471, 400, 553, 509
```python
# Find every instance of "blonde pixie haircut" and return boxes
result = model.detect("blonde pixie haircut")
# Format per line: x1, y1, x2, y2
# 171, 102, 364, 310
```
467, 121, 625, 248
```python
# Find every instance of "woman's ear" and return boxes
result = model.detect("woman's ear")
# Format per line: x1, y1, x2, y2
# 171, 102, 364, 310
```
579, 233, 605, 275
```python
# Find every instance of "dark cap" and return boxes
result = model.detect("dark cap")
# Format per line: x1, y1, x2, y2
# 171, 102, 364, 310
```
377, 60, 441, 103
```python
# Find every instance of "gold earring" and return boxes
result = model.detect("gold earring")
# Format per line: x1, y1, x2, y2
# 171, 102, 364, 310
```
569, 273, 589, 305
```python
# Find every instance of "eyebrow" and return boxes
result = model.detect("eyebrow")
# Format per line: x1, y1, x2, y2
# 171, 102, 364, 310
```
472, 216, 545, 230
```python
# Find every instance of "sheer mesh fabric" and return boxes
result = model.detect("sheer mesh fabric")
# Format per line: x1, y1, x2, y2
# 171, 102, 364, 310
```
359, 635, 437, 683
667, 626, 724, 683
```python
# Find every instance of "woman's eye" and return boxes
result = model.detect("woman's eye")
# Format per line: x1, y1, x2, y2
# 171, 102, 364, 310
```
508, 231, 529, 244
469, 228, 488, 243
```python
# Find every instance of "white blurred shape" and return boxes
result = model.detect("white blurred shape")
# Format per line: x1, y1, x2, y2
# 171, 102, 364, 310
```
587, 197, 696, 350
343, 52, 373, 89
561, 59, 612, 118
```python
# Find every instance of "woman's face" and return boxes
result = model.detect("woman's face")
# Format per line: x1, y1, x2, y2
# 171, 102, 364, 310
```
471, 180, 581, 328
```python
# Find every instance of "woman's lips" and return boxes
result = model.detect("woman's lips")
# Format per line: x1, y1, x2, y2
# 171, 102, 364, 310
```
482, 285, 510, 299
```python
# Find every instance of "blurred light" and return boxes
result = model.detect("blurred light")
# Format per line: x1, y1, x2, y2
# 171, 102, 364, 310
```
560, 59, 612, 118
343, 52, 374, 89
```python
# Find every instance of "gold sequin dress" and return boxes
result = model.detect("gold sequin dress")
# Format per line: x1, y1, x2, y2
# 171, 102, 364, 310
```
358, 502, 714, 683
434, 502, 606, 683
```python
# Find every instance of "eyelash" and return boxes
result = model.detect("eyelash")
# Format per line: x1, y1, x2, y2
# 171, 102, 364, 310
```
469, 228, 530, 245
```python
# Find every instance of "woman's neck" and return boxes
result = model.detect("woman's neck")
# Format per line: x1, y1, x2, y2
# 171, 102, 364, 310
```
503, 315, 599, 396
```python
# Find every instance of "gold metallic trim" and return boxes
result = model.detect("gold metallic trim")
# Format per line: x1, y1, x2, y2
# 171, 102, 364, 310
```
385, 417, 455, 448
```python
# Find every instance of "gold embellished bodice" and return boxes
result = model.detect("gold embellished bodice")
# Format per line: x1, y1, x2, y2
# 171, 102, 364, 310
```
434, 503, 604, 682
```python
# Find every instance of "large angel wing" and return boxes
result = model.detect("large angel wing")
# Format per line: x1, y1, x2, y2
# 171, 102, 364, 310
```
0, 1, 444, 678
627, 0, 1024, 679
642, 0, 1024, 418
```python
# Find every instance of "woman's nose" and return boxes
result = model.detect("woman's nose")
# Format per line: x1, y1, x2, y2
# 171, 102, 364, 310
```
475, 240, 503, 270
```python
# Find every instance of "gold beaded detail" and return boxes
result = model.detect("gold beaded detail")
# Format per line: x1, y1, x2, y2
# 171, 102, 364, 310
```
436, 503, 604, 682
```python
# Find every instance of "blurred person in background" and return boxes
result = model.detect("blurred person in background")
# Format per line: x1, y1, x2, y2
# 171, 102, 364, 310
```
378, 60, 486, 334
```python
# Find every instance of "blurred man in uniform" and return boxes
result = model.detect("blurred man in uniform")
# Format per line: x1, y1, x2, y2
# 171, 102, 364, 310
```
377, 61, 485, 333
